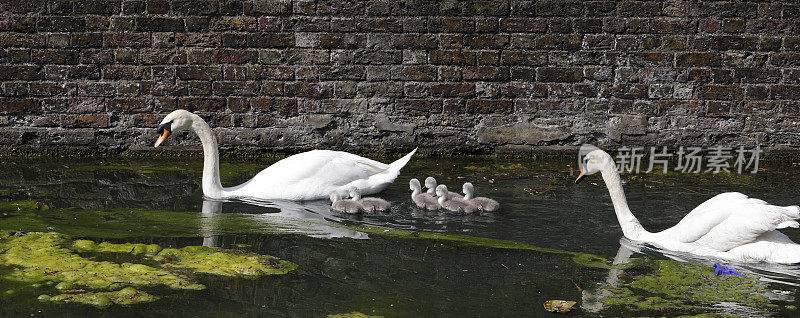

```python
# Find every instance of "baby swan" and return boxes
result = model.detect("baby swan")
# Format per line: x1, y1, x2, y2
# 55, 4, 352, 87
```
462, 182, 500, 212
410, 178, 440, 210
330, 192, 363, 214
349, 187, 390, 212
425, 177, 463, 198
436, 185, 479, 213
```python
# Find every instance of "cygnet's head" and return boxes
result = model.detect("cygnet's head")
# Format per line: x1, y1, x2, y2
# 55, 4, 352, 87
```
154, 109, 195, 147
576, 149, 613, 183
424, 177, 437, 189
348, 186, 361, 200
462, 182, 474, 196
435, 184, 449, 199
409, 178, 422, 191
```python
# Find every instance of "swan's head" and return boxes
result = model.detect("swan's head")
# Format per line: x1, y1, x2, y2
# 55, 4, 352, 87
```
154, 109, 195, 147
424, 177, 437, 189
409, 178, 422, 191
576, 149, 613, 183
348, 186, 361, 200
435, 184, 449, 199
462, 182, 474, 196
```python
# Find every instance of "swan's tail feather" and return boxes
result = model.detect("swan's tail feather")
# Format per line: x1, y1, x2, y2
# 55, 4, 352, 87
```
386, 147, 417, 176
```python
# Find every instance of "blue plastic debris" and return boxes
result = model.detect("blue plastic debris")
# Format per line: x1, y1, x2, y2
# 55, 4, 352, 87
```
713, 263, 746, 278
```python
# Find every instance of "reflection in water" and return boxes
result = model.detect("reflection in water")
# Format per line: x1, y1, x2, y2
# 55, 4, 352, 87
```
199, 198, 367, 248
581, 241, 634, 313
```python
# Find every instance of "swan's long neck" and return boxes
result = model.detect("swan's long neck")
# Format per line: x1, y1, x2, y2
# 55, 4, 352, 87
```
191, 115, 224, 199
600, 162, 647, 239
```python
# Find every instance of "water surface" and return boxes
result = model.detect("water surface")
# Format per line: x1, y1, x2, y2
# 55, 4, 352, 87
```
2, 154, 800, 317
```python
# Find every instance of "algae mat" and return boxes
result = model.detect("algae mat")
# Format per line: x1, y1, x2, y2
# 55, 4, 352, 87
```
0, 232, 296, 307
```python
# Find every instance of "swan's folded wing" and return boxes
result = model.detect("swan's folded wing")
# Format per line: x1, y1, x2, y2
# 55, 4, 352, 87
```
666, 192, 749, 243
694, 202, 800, 252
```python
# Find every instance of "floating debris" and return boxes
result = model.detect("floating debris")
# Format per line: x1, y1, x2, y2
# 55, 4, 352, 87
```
712, 263, 746, 278
543, 300, 577, 313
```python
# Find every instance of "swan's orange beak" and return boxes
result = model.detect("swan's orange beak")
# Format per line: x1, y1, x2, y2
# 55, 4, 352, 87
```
574, 168, 586, 184
154, 129, 170, 148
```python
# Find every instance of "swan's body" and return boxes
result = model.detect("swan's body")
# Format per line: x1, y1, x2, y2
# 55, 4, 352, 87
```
425, 177, 462, 199
349, 187, 390, 212
578, 148, 800, 264
330, 192, 363, 214
462, 182, 500, 212
410, 178, 440, 210
154, 110, 416, 201
436, 185, 479, 213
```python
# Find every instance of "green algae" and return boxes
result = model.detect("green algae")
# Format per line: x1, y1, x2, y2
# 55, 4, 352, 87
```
42, 288, 158, 307
327, 312, 383, 318
0, 232, 297, 307
153, 246, 297, 277
598, 258, 772, 316
0, 232, 203, 291
0, 199, 48, 213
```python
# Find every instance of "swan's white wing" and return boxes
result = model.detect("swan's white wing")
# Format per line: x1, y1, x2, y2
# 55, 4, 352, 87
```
695, 202, 799, 252
664, 192, 750, 243
253, 150, 387, 184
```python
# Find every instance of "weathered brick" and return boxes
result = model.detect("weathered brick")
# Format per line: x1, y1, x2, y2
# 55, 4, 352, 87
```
60, 114, 111, 128
466, 99, 513, 114
0, 98, 41, 114
463, 66, 508, 81
537, 67, 582, 83
136, 18, 185, 32
251, 98, 297, 115
676, 53, 722, 66
178, 97, 227, 112
211, 49, 257, 64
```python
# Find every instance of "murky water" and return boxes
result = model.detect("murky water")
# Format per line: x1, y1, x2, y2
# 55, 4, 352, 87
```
2, 154, 800, 317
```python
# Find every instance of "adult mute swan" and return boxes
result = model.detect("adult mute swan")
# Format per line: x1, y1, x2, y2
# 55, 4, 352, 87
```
153, 109, 417, 201
576, 148, 800, 264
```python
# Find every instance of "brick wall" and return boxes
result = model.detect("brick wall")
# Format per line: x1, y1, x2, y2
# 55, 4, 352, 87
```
0, 0, 798, 154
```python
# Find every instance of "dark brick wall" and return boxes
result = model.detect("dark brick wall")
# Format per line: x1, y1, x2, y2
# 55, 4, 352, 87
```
1, 0, 798, 154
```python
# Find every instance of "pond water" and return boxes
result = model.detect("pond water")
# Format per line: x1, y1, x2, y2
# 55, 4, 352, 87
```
1, 154, 800, 317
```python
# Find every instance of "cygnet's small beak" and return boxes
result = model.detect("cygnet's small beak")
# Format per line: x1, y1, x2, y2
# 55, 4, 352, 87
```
574, 168, 586, 184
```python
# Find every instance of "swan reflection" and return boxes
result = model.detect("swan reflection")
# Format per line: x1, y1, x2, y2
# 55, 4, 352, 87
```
199, 198, 368, 247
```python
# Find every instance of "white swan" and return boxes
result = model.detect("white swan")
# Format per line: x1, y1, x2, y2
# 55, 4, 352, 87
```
154, 109, 417, 201
576, 148, 800, 264
462, 182, 500, 212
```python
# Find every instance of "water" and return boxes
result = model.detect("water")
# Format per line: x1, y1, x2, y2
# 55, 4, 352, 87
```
2, 155, 800, 317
